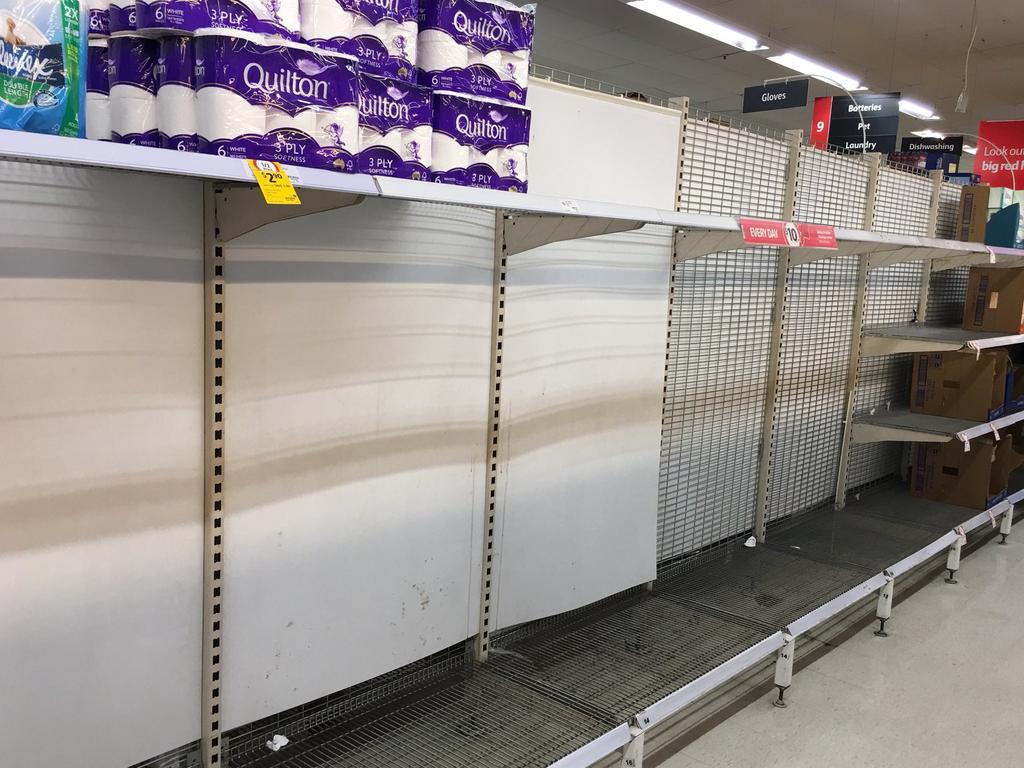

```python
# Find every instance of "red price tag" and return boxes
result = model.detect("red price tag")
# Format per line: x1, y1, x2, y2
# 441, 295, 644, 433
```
796, 222, 838, 249
740, 218, 799, 247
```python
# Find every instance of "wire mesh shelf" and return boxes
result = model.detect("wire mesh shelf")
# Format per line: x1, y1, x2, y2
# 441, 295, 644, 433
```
656, 543, 872, 633
488, 592, 769, 723
231, 666, 616, 768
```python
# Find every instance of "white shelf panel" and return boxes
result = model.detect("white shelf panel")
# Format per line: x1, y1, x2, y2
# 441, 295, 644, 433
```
4, 130, 1024, 267
851, 407, 1024, 445
861, 323, 1024, 356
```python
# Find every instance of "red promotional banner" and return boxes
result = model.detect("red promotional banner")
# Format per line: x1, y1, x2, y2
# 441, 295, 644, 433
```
739, 218, 837, 249
977, 120, 1024, 190
809, 96, 833, 149
796, 222, 838, 249
740, 218, 796, 246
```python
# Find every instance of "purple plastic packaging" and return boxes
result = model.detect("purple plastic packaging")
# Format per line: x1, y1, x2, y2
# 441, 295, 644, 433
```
109, 0, 137, 32
358, 74, 431, 180
432, 91, 528, 191
304, 0, 417, 82
87, 41, 110, 95
418, 0, 534, 104
156, 36, 197, 151
89, 6, 111, 36
108, 35, 160, 146
206, 0, 301, 41
194, 31, 359, 171
135, 0, 212, 34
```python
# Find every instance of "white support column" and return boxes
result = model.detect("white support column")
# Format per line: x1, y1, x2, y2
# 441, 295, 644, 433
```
619, 725, 645, 768
474, 210, 508, 663
753, 129, 803, 542
773, 633, 795, 708
1000, 506, 1014, 545
834, 153, 883, 509
945, 528, 968, 584
874, 572, 895, 637
916, 169, 945, 321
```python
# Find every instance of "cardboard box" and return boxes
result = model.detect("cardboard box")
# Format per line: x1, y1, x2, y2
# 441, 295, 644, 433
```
962, 266, 1024, 333
909, 349, 1009, 421
910, 436, 1014, 510
954, 185, 991, 243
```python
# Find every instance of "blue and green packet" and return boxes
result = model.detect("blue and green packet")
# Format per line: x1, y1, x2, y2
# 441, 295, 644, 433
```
0, 0, 87, 137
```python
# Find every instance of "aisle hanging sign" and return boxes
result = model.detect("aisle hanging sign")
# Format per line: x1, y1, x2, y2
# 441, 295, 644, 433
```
247, 159, 302, 205
900, 136, 964, 155
743, 80, 809, 113
976, 120, 1024, 190
810, 92, 901, 154
739, 218, 838, 249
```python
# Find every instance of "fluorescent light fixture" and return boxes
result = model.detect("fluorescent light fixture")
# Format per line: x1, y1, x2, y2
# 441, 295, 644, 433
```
912, 129, 946, 139
626, 0, 766, 51
963, 144, 977, 155
899, 99, 939, 120
767, 51, 861, 91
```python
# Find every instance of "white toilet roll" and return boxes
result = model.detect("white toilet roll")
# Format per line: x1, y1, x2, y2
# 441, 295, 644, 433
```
432, 133, 469, 173
382, 19, 417, 63
500, 147, 528, 181
86, 93, 111, 140
157, 84, 197, 140
197, 87, 266, 141
109, 0, 135, 31
418, 29, 468, 72
408, 124, 432, 166
266, 107, 317, 136
503, 50, 530, 88
299, 0, 357, 44
315, 105, 359, 151
110, 84, 158, 140
275, 0, 301, 36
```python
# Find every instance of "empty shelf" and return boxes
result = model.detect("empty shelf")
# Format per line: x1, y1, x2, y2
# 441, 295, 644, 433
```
851, 407, 1024, 444
861, 323, 1024, 356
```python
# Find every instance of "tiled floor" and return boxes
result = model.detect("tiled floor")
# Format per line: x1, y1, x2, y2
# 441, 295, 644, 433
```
658, 535, 1024, 768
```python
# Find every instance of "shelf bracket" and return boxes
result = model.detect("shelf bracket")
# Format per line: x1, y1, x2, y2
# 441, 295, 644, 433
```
673, 228, 746, 261
619, 725, 645, 768
1000, 507, 1014, 544
502, 213, 643, 256
213, 184, 366, 243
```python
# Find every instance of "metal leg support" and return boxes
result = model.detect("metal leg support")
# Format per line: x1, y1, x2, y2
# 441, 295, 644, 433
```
945, 529, 967, 584
620, 725, 645, 768
874, 572, 894, 637
773, 633, 794, 708
1000, 508, 1013, 545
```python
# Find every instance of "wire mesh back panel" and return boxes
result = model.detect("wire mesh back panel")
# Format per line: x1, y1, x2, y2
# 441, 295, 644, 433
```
766, 146, 868, 522
928, 182, 970, 324
846, 165, 932, 492
659, 110, 788, 562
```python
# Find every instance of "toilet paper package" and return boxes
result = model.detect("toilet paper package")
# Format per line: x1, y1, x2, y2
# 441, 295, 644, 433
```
108, 0, 135, 31
194, 29, 359, 171
155, 35, 195, 150
108, 33, 158, 144
302, 0, 416, 82
357, 73, 430, 180
418, 0, 534, 105
432, 90, 527, 191
134, 0, 210, 34
206, 0, 300, 40
0, 0, 87, 137
85, 37, 109, 138
88, 0, 110, 35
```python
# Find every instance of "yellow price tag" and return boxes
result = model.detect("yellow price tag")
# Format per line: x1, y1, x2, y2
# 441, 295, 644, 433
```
247, 159, 301, 205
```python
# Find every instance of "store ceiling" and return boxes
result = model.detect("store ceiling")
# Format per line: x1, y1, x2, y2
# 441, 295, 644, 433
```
531, 0, 1024, 142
